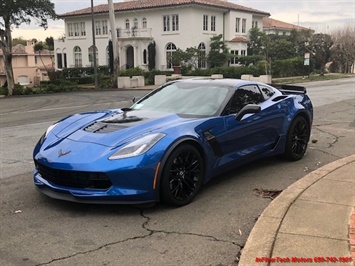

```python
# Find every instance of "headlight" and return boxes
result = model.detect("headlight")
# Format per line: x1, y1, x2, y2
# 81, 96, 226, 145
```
45, 123, 58, 137
38, 123, 58, 145
109, 133, 166, 160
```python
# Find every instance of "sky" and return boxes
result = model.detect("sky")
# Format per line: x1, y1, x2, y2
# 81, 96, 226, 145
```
11, 0, 355, 41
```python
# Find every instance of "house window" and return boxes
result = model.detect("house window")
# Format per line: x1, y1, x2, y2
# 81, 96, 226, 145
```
125, 19, 130, 30
80, 22, 86, 36
198, 42, 206, 69
242, 18, 246, 33
143, 49, 148, 65
74, 23, 79, 36
172, 15, 179, 31
142, 17, 147, 28
163, 15, 170, 31
203, 15, 208, 31
88, 46, 98, 66
241, 50, 246, 56
74, 46, 82, 67
57, 53, 63, 69
230, 50, 239, 65
133, 18, 138, 29
102, 20, 108, 35
68, 23, 74, 37
166, 42, 177, 69
252, 20, 258, 29
236, 18, 240, 32
95, 21, 101, 35
64, 53, 67, 68
17, 76, 29, 85
68, 22, 86, 37
211, 16, 216, 31
34, 56, 38, 65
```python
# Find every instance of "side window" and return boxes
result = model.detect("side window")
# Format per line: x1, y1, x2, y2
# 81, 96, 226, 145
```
258, 85, 275, 100
223, 85, 263, 114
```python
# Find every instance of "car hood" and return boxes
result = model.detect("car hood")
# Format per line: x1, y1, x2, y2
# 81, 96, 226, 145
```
54, 109, 196, 148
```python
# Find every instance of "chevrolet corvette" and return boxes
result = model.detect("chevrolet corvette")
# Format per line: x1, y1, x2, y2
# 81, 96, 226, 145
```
33, 79, 313, 206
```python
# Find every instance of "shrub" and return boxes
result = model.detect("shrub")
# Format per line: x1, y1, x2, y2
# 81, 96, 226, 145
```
120, 67, 145, 78
272, 57, 305, 77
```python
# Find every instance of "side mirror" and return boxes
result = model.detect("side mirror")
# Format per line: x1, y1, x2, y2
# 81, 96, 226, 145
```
132, 97, 141, 103
235, 104, 261, 121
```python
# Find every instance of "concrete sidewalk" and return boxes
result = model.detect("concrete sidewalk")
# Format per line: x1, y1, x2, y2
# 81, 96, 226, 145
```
240, 154, 355, 266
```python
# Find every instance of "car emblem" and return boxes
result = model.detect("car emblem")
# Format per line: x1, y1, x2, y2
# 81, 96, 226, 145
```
58, 149, 71, 157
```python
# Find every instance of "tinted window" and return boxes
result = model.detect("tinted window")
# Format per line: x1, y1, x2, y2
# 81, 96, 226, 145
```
258, 85, 275, 99
223, 85, 263, 114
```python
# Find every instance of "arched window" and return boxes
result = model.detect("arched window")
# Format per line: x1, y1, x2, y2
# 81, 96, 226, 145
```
142, 18, 147, 28
166, 43, 177, 69
133, 18, 138, 29
143, 49, 148, 65
125, 19, 130, 30
74, 46, 82, 67
198, 42, 206, 69
88, 46, 98, 66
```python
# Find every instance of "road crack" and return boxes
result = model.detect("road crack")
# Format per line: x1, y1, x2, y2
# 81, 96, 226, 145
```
139, 210, 243, 247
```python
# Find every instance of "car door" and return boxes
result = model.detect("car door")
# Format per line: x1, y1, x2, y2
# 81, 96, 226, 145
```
217, 84, 282, 164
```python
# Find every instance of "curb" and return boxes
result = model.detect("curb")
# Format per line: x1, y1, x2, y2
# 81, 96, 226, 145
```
239, 154, 355, 266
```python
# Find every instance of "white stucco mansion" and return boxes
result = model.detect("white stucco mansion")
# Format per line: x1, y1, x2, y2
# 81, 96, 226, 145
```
54, 0, 270, 71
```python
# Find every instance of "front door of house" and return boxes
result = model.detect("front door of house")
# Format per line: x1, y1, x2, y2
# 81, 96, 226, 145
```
126, 46, 134, 69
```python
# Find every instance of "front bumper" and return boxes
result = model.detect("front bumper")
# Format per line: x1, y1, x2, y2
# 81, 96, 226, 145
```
33, 162, 157, 204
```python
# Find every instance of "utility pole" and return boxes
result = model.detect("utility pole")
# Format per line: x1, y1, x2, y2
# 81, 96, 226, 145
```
108, 0, 119, 88
91, 0, 99, 89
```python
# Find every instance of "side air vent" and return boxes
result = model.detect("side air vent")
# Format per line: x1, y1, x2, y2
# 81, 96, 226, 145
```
272, 95, 288, 102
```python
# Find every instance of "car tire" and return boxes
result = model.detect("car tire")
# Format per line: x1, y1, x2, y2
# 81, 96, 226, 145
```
284, 116, 310, 161
160, 144, 204, 206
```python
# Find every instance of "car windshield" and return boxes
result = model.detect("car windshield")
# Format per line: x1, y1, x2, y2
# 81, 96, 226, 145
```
131, 81, 230, 116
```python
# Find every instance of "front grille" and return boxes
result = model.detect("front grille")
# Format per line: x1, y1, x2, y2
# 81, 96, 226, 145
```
36, 162, 112, 189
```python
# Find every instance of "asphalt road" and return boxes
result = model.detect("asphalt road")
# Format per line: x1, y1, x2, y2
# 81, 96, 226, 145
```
0, 78, 354, 266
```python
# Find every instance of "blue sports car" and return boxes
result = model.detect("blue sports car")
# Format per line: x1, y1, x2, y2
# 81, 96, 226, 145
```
33, 79, 313, 206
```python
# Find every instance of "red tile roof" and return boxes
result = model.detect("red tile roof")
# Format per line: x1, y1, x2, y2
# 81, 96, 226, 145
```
60, 0, 270, 18
263, 17, 308, 30
229, 36, 249, 43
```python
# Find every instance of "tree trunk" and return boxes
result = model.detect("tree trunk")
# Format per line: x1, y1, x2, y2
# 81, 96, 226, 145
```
4, 49, 15, 95
0, 18, 15, 96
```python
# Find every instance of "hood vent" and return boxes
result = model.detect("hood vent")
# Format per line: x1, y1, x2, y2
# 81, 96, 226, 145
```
84, 122, 127, 133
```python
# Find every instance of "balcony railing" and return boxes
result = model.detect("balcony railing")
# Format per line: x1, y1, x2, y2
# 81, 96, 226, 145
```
117, 27, 152, 39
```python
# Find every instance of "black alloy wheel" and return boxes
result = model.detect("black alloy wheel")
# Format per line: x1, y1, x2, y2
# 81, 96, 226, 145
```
284, 116, 310, 161
161, 144, 204, 206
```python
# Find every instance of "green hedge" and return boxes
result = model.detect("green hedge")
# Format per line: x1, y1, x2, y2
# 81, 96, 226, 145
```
272, 57, 306, 77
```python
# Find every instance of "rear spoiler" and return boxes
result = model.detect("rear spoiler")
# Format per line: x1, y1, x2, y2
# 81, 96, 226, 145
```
269, 84, 307, 94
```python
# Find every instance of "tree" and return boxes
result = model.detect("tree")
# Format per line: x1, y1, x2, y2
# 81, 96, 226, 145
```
207, 34, 229, 68
247, 27, 266, 56
269, 39, 295, 60
330, 24, 355, 73
12, 37, 27, 46
0, 0, 56, 96
33, 40, 54, 78
45, 36, 54, 50
311, 33, 333, 72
